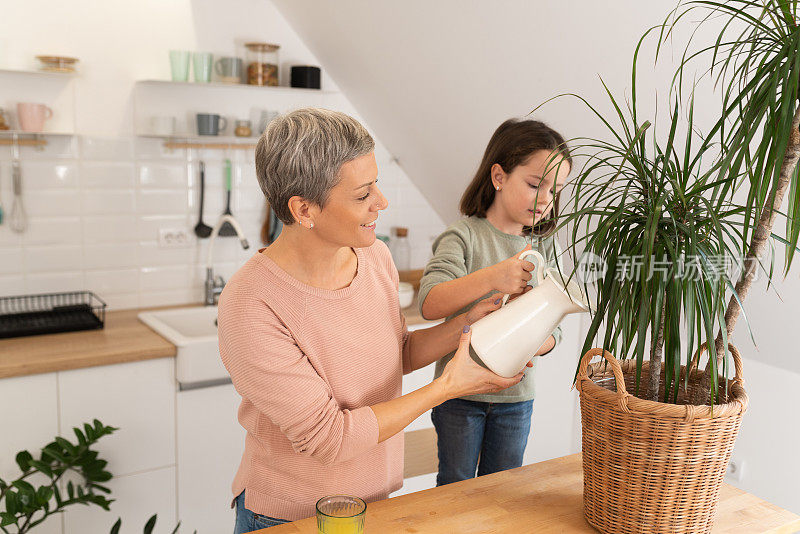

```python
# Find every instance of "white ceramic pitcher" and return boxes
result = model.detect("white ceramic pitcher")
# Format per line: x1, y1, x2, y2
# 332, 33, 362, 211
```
470, 249, 590, 377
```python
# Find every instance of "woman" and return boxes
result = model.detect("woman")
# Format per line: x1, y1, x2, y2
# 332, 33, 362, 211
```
218, 108, 525, 532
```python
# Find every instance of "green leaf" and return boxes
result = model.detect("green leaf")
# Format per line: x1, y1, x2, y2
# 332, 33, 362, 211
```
41, 444, 67, 464
28, 459, 53, 478
15, 450, 33, 473
110, 518, 122, 534
55, 437, 77, 456
11, 480, 35, 494
73, 427, 87, 446
37, 485, 54, 506
0, 512, 17, 527
5, 490, 18, 515
144, 513, 157, 534
90, 483, 112, 494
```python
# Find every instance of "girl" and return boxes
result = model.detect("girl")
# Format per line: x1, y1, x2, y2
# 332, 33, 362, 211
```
419, 118, 572, 486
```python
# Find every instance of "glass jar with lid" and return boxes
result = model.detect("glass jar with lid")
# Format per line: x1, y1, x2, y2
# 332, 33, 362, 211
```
245, 42, 280, 86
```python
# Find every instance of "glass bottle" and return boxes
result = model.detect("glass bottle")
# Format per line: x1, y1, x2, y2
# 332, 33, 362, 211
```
391, 227, 411, 271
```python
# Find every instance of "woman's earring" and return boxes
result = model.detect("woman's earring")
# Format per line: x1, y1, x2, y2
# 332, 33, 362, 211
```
495, 186, 500, 191
309, 222, 314, 229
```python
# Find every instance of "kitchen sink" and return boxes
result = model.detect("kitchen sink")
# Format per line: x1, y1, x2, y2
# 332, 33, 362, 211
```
138, 306, 228, 388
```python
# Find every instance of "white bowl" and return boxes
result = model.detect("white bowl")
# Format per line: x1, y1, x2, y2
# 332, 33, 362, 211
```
398, 282, 415, 309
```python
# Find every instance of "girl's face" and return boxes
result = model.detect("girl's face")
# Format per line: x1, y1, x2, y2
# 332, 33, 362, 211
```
311, 151, 388, 248
491, 150, 570, 228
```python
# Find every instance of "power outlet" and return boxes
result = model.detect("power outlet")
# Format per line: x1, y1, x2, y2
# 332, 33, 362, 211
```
158, 228, 191, 248
726, 457, 745, 482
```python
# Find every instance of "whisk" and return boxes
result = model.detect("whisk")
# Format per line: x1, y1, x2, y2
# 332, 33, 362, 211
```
10, 135, 27, 233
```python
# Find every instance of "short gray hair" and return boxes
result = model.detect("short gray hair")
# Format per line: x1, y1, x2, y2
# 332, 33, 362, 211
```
255, 108, 375, 225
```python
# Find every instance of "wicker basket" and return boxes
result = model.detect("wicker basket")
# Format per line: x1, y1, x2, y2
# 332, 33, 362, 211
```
575, 345, 748, 534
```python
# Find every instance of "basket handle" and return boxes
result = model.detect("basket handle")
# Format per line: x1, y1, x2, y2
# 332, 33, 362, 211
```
576, 348, 630, 404
688, 342, 745, 385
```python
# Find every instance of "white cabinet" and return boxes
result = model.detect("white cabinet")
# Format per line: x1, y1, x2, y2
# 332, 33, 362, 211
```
401, 363, 436, 432
58, 358, 176, 477
63, 466, 176, 534
58, 358, 177, 533
176, 382, 245, 533
0, 372, 62, 534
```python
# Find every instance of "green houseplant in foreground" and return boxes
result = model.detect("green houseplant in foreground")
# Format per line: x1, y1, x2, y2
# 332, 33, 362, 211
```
0, 421, 192, 534
0, 420, 117, 533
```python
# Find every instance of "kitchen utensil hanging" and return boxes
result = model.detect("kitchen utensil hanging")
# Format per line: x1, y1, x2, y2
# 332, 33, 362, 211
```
218, 158, 237, 236
194, 161, 212, 238
10, 134, 27, 233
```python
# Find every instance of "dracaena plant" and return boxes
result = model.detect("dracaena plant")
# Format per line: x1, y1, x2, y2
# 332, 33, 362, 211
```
659, 0, 800, 371
535, 22, 759, 402
542, 0, 800, 403
556, 97, 747, 402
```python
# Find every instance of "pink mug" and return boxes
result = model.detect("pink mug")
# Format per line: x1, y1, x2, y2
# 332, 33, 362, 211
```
17, 103, 53, 132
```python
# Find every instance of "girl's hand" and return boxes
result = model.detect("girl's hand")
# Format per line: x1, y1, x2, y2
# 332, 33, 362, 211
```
438, 326, 523, 399
487, 244, 536, 295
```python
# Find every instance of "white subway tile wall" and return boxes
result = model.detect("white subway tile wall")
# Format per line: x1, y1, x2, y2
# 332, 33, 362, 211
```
0, 134, 445, 310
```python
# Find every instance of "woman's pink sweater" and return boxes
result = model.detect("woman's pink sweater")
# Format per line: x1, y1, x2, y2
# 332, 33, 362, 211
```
217, 240, 408, 521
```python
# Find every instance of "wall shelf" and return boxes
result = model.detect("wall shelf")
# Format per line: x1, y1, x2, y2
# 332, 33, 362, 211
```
136, 79, 334, 95
0, 69, 77, 134
138, 134, 257, 151
0, 131, 75, 148
0, 68, 77, 79
132, 79, 340, 142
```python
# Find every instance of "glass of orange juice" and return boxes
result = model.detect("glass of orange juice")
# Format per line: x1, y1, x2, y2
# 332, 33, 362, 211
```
315, 495, 366, 534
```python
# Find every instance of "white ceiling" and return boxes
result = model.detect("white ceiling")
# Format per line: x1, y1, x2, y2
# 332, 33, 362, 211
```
271, 0, 687, 223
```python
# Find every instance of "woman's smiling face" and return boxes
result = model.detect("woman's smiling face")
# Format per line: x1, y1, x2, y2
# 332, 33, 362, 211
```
493, 150, 570, 227
313, 151, 388, 248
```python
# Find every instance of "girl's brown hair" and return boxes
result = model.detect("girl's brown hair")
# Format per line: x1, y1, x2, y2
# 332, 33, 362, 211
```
460, 118, 572, 236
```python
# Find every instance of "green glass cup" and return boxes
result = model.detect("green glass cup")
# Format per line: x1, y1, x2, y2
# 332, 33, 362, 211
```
316, 495, 366, 534
169, 50, 190, 82
192, 52, 213, 83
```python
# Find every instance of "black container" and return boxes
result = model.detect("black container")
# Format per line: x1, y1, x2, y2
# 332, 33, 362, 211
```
290, 65, 321, 89
0, 291, 106, 339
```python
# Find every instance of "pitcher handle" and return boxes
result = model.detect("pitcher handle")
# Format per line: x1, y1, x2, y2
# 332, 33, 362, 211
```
501, 249, 546, 306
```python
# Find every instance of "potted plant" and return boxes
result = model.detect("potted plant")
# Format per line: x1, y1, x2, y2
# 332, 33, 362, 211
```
0, 420, 117, 533
0, 420, 192, 534
548, 1, 800, 532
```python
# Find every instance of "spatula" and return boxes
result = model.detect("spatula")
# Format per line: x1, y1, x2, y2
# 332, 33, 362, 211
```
218, 158, 237, 236
193, 161, 212, 238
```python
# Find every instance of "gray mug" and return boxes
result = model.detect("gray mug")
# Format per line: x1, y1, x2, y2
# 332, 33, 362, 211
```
215, 56, 244, 83
197, 113, 227, 136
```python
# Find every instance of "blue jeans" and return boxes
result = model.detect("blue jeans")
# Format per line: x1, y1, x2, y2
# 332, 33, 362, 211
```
431, 398, 533, 486
233, 491, 289, 532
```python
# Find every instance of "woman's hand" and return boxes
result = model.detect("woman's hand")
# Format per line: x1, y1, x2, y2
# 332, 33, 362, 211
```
464, 294, 502, 324
485, 244, 536, 295
437, 326, 523, 399
463, 286, 533, 325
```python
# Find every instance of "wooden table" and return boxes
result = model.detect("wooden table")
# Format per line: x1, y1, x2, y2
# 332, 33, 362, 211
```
265, 454, 800, 533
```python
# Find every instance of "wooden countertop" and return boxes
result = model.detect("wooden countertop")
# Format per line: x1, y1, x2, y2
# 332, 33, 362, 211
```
266, 454, 800, 533
0, 292, 435, 379
0, 308, 177, 379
